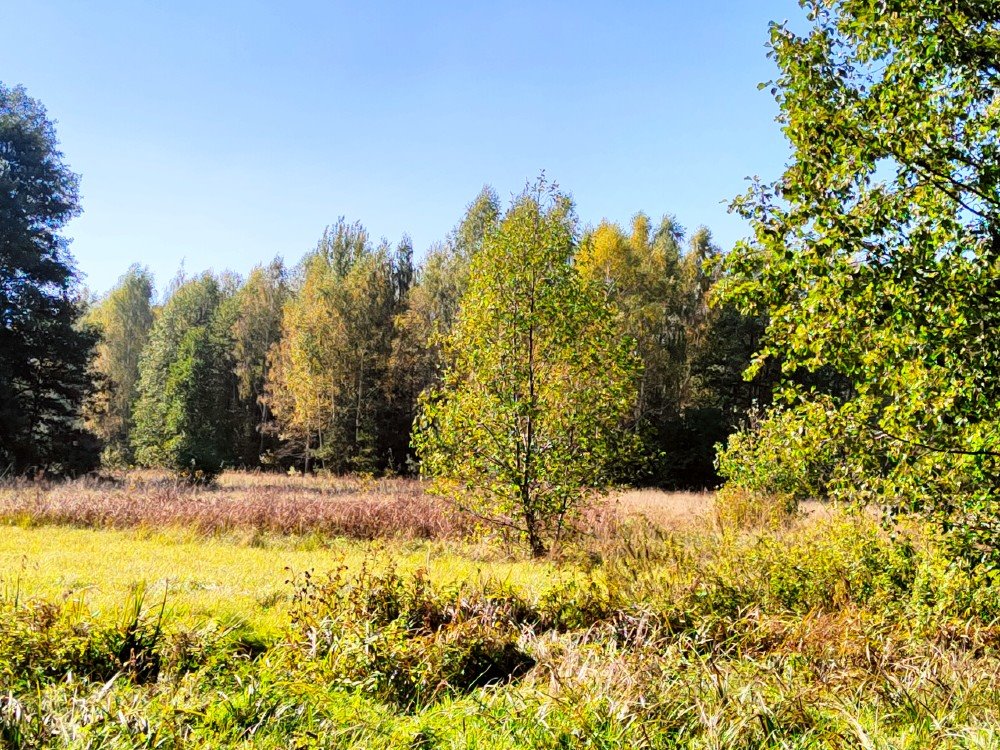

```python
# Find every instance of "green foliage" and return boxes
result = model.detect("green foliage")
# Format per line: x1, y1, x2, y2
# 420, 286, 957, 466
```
414, 180, 641, 556
265, 221, 413, 474
717, 400, 843, 502
0, 82, 99, 475
721, 1, 1000, 563
577, 218, 771, 488
388, 189, 502, 472
227, 258, 289, 466
284, 560, 534, 709
83, 264, 155, 466
0, 584, 167, 690
132, 273, 236, 481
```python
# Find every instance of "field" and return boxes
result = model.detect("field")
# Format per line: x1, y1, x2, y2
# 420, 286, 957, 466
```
2, 473, 1000, 749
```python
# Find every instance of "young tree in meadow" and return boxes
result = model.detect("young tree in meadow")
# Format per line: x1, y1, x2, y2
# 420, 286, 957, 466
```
413, 182, 640, 557
0, 83, 99, 474
84, 264, 155, 465
719, 0, 1000, 563
132, 273, 235, 480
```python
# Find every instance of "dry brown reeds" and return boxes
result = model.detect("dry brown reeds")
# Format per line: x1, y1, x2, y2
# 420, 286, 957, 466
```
0, 471, 471, 540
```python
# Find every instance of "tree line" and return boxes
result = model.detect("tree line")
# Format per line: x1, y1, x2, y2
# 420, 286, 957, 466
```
79, 188, 767, 486
6, 0, 999, 562
0, 81, 768, 487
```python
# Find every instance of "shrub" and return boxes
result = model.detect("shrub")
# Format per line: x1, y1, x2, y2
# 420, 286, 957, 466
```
0, 584, 167, 688
283, 560, 535, 708
716, 400, 843, 501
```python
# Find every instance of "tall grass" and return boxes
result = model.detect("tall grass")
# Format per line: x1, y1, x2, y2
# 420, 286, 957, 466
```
0, 471, 467, 540
2, 475, 999, 747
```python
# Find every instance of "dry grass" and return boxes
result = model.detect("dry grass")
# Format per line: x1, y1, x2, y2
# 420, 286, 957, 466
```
0, 471, 468, 540
0, 472, 842, 549
610, 488, 714, 528
610, 487, 835, 530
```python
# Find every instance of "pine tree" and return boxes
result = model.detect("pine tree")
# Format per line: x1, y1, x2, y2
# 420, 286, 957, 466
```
0, 83, 99, 475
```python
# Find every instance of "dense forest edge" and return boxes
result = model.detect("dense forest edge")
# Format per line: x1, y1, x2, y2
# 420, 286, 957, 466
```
3, 1, 1000, 746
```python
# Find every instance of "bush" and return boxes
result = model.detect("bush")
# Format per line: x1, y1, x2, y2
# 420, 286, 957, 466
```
716, 401, 843, 501
0, 584, 167, 688
283, 560, 535, 708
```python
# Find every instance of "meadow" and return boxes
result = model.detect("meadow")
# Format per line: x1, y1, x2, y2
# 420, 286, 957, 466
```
2, 472, 1000, 749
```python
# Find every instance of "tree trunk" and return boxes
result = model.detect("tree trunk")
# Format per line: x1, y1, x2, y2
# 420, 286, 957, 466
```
523, 502, 546, 558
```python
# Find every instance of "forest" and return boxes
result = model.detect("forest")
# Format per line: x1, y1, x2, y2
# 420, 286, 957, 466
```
6, 180, 764, 491
2, 1, 1000, 748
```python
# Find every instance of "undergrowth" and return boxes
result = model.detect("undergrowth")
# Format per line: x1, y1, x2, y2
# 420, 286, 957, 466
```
2, 505, 1000, 748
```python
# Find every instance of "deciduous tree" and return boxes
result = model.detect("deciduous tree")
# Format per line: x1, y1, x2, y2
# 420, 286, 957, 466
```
721, 0, 1000, 562
84, 264, 154, 465
414, 181, 639, 556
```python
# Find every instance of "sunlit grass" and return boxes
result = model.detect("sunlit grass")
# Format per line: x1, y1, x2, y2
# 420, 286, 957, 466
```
2, 476, 1000, 748
0, 524, 557, 635
0, 473, 708, 635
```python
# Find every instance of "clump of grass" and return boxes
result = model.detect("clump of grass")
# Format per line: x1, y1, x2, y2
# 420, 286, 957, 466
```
711, 485, 800, 532
0, 584, 167, 689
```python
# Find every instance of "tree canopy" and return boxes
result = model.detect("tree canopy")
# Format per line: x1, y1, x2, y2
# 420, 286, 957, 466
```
413, 181, 640, 556
720, 0, 1000, 562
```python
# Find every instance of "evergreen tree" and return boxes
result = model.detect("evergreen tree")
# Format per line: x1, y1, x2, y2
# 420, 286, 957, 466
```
132, 273, 235, 480
0, 83, 99, 475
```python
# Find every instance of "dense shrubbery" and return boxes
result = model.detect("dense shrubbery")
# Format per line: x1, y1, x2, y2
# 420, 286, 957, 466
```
716, 400, 842, 503
283, 561, 536, 708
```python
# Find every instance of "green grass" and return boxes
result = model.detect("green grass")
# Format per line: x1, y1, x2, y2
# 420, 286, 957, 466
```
3, 477, 1000, 748
0, 525, 555, 635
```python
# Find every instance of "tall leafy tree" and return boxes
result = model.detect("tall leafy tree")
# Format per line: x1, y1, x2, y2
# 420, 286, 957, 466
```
578, 215, 688, 427
0, 83, 98, 474
266, 221, 412, 472
388, 188, 502, 469
84, 264, 155, 465
577, 216, 746, 486
414, 181, 640, 557
227, 258, 288, 465
132, 273, 235, 479
721, 1, 1000, 562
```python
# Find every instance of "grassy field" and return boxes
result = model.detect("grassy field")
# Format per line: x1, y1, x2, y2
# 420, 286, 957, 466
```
2, 473, 1000, 748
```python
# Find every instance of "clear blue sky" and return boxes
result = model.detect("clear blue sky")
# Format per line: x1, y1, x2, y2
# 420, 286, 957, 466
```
1, 1, 799, 296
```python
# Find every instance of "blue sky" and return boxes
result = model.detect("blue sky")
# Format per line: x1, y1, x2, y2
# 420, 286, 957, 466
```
2, 1, 799, 296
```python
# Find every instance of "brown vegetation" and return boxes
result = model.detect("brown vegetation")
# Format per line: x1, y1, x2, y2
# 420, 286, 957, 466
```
0, 471, 467, 540
0, 471, 745, 545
